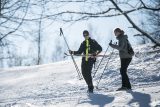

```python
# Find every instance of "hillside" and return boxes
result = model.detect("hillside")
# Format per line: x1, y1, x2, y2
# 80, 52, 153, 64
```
0, 44, 160, 107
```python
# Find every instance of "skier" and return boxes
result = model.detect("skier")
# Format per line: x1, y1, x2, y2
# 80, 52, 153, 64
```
69, 30, 102, 93
109, 28, 134, 91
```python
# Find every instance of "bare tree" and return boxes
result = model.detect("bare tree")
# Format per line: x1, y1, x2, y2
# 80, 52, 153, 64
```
37, 5, 44, 65
37, 0, 160, 46
146, 0, 160, 47
0, 0, 30, 41
0, 0, 30, 67
0, 39, 19, 67
1, 0, 160, 68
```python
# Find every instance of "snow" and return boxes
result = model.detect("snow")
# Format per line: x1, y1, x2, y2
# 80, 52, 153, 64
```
0, 44, 160, 107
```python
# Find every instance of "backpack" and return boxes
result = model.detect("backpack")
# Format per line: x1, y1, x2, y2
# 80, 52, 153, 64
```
126, 39, 134, 56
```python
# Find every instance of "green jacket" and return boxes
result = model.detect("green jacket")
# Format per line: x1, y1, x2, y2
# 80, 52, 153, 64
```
110, 34, 133, 58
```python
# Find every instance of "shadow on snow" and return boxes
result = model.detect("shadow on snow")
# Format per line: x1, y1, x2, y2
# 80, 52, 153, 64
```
79, 93, 114, 107
127, 90, 151, 107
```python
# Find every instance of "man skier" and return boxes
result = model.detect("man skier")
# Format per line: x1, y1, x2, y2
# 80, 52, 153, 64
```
69, 30, 102, 93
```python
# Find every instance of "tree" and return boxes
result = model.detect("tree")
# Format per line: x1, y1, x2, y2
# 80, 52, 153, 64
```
39, 0, 160, 46
37, 1, 44, 65
0, 0, 30, 41
0, 0, 30, 67
1, 0, 160, 68
146, 0, 160, 47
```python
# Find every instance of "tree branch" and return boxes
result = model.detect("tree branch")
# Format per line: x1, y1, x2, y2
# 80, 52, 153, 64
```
50, 0, 88, 2
110, 0, 160, 46
0, 0, 1, 15
0, 0, 30, 42
139, 0, 160, 11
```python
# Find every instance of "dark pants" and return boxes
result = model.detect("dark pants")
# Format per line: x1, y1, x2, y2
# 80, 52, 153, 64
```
120, 58, 132, 89
81, 58, 94, 90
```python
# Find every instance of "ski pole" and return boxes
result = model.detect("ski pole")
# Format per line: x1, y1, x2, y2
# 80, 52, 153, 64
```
96, 48, 114, 89
93, 44, 110, 78
60, 28, 83, 80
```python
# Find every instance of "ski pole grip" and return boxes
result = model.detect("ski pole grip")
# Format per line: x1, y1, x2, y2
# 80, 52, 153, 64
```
110, 40, 112, 44
60, 28, 63, 35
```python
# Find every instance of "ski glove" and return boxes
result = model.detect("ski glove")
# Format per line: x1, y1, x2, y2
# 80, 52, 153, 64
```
92, 53, 97, 57
109, 40, 112, 46
92, 50, 100, 57
69, 50, 74, 55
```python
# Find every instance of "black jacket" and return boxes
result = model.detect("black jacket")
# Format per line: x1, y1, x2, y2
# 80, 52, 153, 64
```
74, 37, 102, 56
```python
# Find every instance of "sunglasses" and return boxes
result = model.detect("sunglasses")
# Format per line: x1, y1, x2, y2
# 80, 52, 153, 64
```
83, 33, 89, 37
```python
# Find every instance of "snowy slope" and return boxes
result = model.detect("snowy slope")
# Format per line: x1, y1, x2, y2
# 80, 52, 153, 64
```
0, 44, 160, 107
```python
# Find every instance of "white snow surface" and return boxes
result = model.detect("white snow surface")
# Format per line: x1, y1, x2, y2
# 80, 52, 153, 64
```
0, 44, 160, 107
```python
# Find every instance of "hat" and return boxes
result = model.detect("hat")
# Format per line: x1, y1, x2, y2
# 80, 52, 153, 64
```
114, 28, 124, 34
83, 30, 89, 36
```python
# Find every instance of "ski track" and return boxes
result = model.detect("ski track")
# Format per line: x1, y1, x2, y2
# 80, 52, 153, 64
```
0, 44, 160, 107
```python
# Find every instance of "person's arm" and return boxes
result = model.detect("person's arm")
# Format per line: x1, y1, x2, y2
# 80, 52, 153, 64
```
110, 39, 125, 51
93, 40, 102, 55
96, 42, 102, 54
70, 43, 84, 55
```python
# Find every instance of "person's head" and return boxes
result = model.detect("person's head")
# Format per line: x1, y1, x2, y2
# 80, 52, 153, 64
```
114, 28, 124, 37
83, 30, 89, 40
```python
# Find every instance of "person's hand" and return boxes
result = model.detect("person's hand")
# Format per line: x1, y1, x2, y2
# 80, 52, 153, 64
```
92, 52, 98, 58
92, 53, 97, 57
69, 50, 74, 54
109, 40, 112, 46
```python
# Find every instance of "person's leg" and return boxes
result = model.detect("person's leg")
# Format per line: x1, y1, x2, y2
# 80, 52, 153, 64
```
87, 60, 94, 92
120, 58, 132, 89
81, 60, 94, 92
81, 61, 88, 85
125, 58, 132, 89
120, 58, 126, 88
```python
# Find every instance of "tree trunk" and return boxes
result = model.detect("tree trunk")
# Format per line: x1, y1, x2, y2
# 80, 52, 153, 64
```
37, 10, 43, 65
